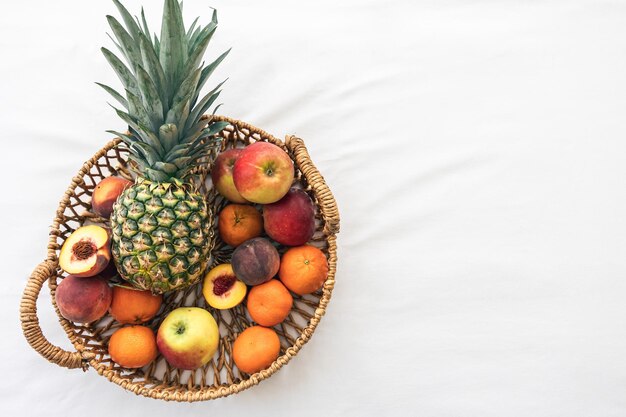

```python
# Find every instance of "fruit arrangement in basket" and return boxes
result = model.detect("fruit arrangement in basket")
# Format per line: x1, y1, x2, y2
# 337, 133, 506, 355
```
20, 0, 338, 402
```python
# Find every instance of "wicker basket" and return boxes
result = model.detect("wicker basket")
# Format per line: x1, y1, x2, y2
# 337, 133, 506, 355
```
20, 116, 339, 402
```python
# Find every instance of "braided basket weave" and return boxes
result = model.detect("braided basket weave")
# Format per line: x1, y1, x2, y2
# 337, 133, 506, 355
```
20, 116, 339, 401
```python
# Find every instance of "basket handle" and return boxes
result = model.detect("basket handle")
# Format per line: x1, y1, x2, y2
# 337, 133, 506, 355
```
20, 259, 93, 370
285, 135, 340, 235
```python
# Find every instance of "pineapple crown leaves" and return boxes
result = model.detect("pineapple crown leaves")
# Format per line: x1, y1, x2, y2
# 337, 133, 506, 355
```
99, 0, 230, 182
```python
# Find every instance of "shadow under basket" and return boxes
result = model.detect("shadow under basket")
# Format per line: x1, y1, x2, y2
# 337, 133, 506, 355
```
20, 116, 340, 402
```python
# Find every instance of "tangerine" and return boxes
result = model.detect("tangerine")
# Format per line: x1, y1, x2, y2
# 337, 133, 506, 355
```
109, 285, 162, 324
108, 325, 157, 368
218, 204, 263, 247
278, 245, 328, 295
232, 326, 281, 374
246, 279, 292, 327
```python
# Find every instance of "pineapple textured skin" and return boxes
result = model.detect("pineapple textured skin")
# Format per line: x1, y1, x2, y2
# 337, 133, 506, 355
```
111, 178, 211, 293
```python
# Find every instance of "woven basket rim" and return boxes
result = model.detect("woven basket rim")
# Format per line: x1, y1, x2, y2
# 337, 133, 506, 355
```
22, 116, 339, 402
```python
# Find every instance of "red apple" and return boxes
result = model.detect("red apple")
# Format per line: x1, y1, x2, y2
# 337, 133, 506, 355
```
211, 149, 248, 203
263, 188, 316, 246
233, 142, 294, 204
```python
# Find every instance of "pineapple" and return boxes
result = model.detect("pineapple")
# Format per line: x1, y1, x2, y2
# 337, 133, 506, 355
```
99, 0, 230, 293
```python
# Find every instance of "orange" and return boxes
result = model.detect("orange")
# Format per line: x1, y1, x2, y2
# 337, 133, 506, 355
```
218, 204, 263, 247
109, 285, 163, 324
108, 325, 158, 368
278, 245, 328, 295
232, 326, 280, 374
246, 279, 293, 327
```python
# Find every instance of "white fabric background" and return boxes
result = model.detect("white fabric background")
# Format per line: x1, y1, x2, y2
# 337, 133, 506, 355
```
2, 0, 626, 415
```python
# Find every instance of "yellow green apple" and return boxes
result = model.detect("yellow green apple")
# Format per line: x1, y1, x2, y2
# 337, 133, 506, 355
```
211, 149, 248, 203
156, 307, 219, 370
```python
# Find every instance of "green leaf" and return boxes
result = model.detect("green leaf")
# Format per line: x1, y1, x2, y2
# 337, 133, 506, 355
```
106, 130, 139, 146
193, 49, 230, 104
184, 150, 209, 167
191, 122, 228, 147
109, 104, 138, 129
126, 154, 150, 171
181, 117, 208, 144
136, 65, 164, 131
183, 25, 217, 80
107, 15, 142, 70
187, 138, 217, 158
189, 10, 217, 51
101, 47, 139, 96
180, 100, 192, 130
160, 0, 186, 97
153, 161, 178, 175
181, 120, 227, 148
139, 34, 167, 109
211, 102, 223, 115
186, 17, 199, 40
166, 97, 191, 133
140, 7, 151, 40
159, 123, 179, 153
171, 156, 191, 169
188, 22, 215, 52
125, 88, 154, 132
154, 33, 160, 56
187, 25, 203, 52
171, 67, 201, 108
110, 105, 165, 156
106, 33, 126, 61
163, 143, 190, 161
130, 141, 159, 166
112, 0, 142, 40
144, 167, 172, 182
206, 120, 229, 135
96, 82, 128, 109
182, 136, 223, 171
186, 81, 225, 131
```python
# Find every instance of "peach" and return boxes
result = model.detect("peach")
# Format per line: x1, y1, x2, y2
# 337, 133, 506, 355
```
202, 263, 247, 309
233, 142, 294, 204
99, 260, 119, 280
59, 225, 111, 277
218, 204, 263, 247
92, 176, 132, 218
211, 149, 248, 203
231, 238, 280, 286
55, 274, 112, 323
263, 188, 316, 246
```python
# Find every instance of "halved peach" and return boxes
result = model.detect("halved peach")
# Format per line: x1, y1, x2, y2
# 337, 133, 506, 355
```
59, 225, 111, 278
202, 263, 247, 310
